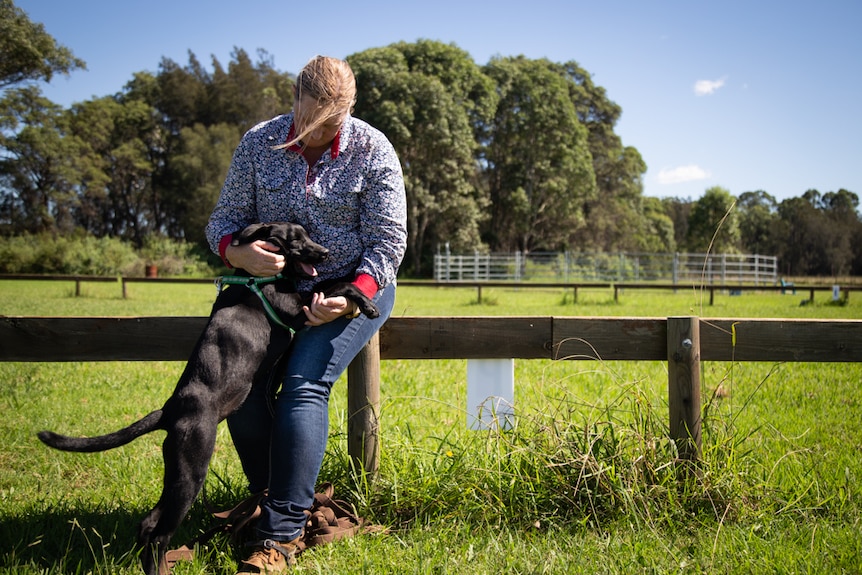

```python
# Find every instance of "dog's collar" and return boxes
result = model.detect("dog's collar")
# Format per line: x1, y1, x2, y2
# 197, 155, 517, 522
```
215, 274, 296, 333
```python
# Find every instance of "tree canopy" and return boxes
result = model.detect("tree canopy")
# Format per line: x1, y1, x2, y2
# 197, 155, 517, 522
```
686, 186, 740, 254
483, 56, 596, 253
350, 41, 496, 275
0, 0, 85, 89
1, 5, 860, 277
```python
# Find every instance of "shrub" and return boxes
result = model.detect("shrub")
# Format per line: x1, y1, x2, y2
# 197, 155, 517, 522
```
139, 234, 216, 277
0, 233, 217, 277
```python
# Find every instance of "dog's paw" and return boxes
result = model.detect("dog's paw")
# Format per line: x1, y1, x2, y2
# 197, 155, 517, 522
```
326, 284, 380, 319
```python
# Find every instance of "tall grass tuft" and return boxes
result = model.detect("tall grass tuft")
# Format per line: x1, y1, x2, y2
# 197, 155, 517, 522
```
321, 380, 754, 537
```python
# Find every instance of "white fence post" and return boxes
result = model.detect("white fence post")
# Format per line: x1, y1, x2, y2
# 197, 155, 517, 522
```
466, 359, 515, 430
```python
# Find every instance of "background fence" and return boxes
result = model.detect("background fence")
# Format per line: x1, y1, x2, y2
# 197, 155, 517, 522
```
434, 251, 779, 284
4, 274, 858, 307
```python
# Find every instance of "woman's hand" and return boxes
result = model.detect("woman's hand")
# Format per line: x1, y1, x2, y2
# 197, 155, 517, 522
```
225, 241, 285, 277
303, 292, 359, 326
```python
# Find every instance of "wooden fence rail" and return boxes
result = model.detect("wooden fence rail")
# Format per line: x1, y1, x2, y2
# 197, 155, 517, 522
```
2, 315, 862, 475
398, 280, 860, 305
2, 274, 859, 305
0, 273, 119, 297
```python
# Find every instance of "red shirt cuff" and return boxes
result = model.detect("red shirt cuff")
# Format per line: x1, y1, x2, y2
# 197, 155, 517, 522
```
218, 234, 234, 268
352, 273, 378, 299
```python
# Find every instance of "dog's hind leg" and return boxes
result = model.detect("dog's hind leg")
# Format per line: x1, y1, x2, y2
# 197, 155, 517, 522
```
138, 411, 219, 575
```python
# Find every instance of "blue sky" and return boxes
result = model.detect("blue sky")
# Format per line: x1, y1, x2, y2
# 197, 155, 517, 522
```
16, 0, 862, 203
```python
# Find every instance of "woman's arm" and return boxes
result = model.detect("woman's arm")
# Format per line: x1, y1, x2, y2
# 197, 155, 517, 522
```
355, 140, 408, 289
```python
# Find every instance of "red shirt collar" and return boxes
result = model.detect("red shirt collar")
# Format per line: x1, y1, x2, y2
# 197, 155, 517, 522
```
285, 123, 341, 160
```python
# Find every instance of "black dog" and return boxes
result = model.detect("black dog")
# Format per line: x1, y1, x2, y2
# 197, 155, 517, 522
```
37, 222, 379, 575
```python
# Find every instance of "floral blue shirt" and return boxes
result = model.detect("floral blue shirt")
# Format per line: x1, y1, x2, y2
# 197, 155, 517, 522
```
206, 113, 407, 292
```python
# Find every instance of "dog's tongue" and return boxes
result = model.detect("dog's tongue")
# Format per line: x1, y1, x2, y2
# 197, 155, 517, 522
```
301, 262, 318, 277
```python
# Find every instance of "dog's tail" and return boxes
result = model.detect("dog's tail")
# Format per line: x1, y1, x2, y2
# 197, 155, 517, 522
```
37, 410, 163, 452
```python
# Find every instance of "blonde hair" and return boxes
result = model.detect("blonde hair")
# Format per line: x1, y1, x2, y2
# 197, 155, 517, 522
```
280, 56, 356, 150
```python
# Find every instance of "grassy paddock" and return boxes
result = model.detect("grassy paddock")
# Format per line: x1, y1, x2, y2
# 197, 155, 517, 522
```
1, 280, 861, 573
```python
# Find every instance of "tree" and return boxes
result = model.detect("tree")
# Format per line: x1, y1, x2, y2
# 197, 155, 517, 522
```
147, 58, 209, 136
66, 95, 160, 245
820, 189, 862, 275
776, 195, 823, 275
573, 144, 648, 251
0, 86, 78, 233
685, 186, 740, 253
821, 188, 860, 223
0, 0, 85, 89
559, 60, 648, 252
207, 48, 294, 131
170, 122, 242, 243
661, 197, 692, 251
736, 190, 779, 255
126, 50, 292, 242
781, 188, 861, 276
349, 40, 496, 275
483, 56, 596, 252
639, 196, 677, 253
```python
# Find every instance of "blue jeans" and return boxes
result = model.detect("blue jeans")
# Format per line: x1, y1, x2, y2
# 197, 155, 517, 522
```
226, 283, 395, 542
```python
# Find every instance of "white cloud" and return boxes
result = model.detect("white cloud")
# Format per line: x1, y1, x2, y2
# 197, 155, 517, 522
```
657, 165, 711, 185
693, 77, 727, 96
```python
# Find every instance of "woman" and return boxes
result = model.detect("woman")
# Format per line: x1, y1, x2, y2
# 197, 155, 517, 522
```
205, 55, 406, 574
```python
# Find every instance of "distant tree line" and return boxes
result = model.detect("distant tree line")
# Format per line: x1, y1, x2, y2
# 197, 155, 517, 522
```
2, 1, 861, 277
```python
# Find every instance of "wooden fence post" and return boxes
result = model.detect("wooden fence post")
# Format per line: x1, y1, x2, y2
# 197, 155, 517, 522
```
667, 316, 702, 461
347, 331, 381, 481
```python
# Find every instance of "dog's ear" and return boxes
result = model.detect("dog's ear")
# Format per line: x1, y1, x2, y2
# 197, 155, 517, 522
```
261, 223, 296, 255
232, 223, 272, 246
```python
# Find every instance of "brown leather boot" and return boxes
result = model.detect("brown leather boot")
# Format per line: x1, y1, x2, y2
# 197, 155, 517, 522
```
236, 538, 298, 573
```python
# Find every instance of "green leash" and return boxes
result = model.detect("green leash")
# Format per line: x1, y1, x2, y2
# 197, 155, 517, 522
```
215, 273, 296, 333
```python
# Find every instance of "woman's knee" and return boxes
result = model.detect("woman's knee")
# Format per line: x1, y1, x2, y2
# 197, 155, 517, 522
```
276, 375, 332, 404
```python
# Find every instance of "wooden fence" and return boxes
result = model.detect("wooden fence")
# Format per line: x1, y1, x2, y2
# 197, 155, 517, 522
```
398, 280, 860, 305
3, 274, 858, 306
2, 315, 862, 477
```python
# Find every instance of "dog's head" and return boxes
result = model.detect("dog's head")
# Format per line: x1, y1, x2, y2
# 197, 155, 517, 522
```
232, 222, 329, 278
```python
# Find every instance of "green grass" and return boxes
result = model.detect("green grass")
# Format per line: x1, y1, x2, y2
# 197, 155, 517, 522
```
1, 279, 862, 573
